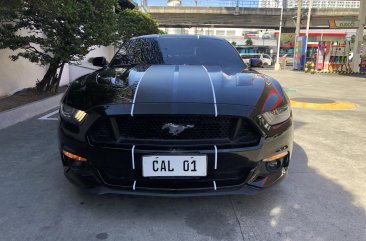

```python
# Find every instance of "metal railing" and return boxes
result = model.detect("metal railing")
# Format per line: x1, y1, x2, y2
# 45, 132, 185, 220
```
137, 0, 360, 8
218, 1, 263, 7
138, 0, 262, 7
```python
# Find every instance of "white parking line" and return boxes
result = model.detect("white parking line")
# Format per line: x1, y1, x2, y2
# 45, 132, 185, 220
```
38, 110, 59, 121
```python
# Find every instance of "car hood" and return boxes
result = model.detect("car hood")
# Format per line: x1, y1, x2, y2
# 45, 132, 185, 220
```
65, 64, 284, 115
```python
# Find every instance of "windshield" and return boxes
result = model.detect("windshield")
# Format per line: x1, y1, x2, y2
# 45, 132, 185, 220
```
111, 36, 245, 70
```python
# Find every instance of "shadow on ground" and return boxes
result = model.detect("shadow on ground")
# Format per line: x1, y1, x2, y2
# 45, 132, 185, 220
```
73, 142, 365, 241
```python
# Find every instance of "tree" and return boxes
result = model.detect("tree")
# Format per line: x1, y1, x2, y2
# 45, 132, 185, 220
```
231, 41, 237, 46
0, 0, 118, 92
245, 38, 253, 46
117, 9, 163, 43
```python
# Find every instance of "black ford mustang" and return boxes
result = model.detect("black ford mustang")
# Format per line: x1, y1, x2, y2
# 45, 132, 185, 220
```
58, 34, 293, 196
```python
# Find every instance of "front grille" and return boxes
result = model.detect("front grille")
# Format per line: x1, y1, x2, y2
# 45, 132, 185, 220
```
117, 116, 235, 139
88, 119, 115, 143
88, 115, 261, 147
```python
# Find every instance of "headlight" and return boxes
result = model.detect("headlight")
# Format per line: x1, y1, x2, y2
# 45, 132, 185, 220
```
262, 105, 291, 125
60, 103, 87, 123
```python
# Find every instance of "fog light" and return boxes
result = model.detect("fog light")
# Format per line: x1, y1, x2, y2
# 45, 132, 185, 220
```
62, 150, 87, 162
266, 159, 282, 171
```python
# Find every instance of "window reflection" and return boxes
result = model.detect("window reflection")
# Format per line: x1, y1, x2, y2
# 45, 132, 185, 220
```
111, 37, 244, 70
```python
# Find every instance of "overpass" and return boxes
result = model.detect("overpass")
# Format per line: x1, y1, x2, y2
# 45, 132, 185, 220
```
144, 6, 359, 29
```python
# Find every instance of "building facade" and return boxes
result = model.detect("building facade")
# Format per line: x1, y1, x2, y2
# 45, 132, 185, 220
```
258, 0, 281, 8
259, 0, 360, 8
287, 0, 360, 8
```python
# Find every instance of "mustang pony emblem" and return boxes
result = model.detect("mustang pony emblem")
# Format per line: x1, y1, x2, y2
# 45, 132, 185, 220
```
162, 123, 194, 136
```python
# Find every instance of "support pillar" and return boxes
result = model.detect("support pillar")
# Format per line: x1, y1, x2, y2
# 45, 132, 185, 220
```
352, 0, 366, 72
166, 0, 182, 34
295, 0, 302, 38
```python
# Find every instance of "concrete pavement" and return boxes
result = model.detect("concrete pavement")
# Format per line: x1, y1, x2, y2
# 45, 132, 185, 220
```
0, 70, 365, 241
0, 93, 63, 130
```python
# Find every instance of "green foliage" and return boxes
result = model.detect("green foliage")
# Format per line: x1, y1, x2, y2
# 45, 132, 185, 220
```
0, 0, 22, 8
231, 41, 237, 46
0, 0, 118, 65
245, 38, 253, 46
117, 9, 163, 42
0, 1, 162, 92
0, 0, 119, 92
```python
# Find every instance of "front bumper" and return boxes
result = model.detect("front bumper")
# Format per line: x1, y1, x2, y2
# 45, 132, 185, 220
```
65, 168, 287, 197
59, 118, 293, 196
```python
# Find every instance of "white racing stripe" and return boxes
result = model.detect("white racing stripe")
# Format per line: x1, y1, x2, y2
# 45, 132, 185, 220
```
202, 66, 218, 117
174, 65, 180, 83
214, 145, 218, 169
131, 145, 136, 169
130, 72, 146, 116
95, 74, 100, 84
133, 180, 136, 190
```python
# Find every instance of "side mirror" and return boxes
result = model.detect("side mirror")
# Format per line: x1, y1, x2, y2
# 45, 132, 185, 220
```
92, 57, 108, 67
110, 54, 130, 67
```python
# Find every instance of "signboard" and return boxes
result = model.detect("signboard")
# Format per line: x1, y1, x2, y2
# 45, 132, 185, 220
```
316, 42, 325, 70
293, 36, 307, 70
360, 58, 366, 73
329, 20, 359, 29
323, 42, 332, 70
280, 33, 296, 48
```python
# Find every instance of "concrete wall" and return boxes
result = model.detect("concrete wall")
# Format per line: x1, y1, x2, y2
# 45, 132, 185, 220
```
0, 49, 47, 97
0, 45, 115, 97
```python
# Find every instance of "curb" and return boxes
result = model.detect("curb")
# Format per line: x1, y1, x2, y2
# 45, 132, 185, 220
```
0, 93, 63, 130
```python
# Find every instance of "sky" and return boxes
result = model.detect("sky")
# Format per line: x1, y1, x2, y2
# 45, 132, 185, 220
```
134, 0, 259, 7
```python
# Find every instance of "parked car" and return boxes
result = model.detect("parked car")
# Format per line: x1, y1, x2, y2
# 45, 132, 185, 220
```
261, 54, 273, 66
240, 54, 263, 67
250, 58, 263, 68
59, 35, 293, 196
240, 53, 273, 67
261, 32, 272, 39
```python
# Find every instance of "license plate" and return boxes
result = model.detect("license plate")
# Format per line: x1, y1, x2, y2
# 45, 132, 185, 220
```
142, 155, 207, 177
